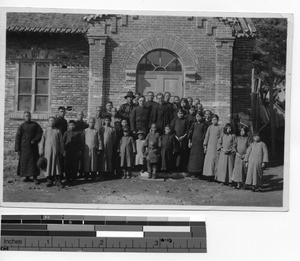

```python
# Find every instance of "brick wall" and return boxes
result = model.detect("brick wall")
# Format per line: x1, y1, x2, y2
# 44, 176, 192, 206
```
4, 32, 89, 153
87, 15, 240, 123
232, 38, 255, 115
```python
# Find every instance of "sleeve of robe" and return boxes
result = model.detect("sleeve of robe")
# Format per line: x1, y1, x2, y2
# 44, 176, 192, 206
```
202, 123, 208, 140
203, 125, 211, 147
62, 132, 68, 153
32, 123, 43, 144
15, 124, 22, 152
233, 136, 238, 153
231, 134, 237, 152
262, 142, 269, 163
39, 130, 46, 156
243, 143, 253, 162
130, 137, 136, 154
188, 122, 195, 140
217, 133, 224, 151
96, 130, 101, 151
129, 107, 136, 132
58, 131, 63, 155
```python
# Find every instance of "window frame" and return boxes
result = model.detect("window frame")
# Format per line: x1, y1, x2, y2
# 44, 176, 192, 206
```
15, 61, 52, 114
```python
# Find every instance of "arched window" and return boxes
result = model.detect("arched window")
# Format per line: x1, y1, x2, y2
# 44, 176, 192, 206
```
137, 49, 182, 72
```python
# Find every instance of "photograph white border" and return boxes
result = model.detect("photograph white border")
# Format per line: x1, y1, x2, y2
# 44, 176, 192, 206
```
0, 6, 292, 212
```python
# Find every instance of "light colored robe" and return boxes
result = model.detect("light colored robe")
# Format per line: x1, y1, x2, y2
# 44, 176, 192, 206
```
232, 136, 251, 183
83, 128, 102, 172
39, 127, 63, 177
203, 124, 223, 177
215, 133, 236, 183
100, 125, 115, 172
244, 141, 269, 186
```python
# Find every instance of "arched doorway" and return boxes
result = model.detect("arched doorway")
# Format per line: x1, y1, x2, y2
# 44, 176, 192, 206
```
136, 49, 183, 97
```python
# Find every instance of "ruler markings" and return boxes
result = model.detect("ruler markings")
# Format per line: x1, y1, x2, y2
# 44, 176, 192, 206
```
1, 215, 206, 253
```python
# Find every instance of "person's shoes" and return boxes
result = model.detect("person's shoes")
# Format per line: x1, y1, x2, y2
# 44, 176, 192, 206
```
33, 178, 40, 185
23, 177, 31, 182
46, 180, 53, 187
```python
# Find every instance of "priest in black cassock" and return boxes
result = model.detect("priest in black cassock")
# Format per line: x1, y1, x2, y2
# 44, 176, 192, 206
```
15, 111, 43, 184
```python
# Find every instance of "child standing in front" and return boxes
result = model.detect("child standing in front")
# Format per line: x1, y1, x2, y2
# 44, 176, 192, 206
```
39, 116, 63, 187
170, 108, 189, 171
203, 114, 223, 182
232, 126, 251, 189
62, 120, 82, 186
244, 132, 268, 192
83, 118, 102, 181
135, 130, 146, 173
119, 126, 136, 179
160, 125, 178, 174
215, 123, 236, 185
143, 123, 161, 179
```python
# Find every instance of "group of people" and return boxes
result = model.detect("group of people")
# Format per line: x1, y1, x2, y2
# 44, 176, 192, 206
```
15, 90, 269, 192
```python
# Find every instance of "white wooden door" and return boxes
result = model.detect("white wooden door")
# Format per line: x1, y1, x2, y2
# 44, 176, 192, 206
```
137, 71, 183, 97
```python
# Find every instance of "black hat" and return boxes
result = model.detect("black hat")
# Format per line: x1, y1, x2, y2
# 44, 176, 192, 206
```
124, 91, 135, 99
37, 156, 47, 171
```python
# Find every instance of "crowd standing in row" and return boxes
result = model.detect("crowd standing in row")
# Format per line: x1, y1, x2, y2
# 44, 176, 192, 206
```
15, 91, 269, 192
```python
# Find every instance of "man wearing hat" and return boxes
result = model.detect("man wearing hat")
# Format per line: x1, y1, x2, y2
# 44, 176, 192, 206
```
130, 95, 150, 135
118, 91, 137, 121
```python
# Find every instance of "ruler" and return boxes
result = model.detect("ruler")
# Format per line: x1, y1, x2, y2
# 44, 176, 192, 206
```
0, 215, 206, 253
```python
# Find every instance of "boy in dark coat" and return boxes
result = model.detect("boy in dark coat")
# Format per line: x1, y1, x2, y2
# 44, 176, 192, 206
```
15, 111, 43, 184
160, 125, 178, 173
62, 120, 82, 186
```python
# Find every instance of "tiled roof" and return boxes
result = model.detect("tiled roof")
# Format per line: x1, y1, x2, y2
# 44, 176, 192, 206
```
6, 12, 89, 34
6, 13, 256, 38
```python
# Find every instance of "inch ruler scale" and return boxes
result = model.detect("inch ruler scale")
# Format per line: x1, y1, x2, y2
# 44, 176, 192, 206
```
1, 215, 206, 253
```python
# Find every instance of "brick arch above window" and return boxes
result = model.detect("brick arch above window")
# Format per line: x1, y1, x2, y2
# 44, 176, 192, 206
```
124, 35, 198, 82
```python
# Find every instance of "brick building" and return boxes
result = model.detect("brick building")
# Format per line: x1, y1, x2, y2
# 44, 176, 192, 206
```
4, 12, 256, 153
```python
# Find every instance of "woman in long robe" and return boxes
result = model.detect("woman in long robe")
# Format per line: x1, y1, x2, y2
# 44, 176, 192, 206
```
232, 126, 251, 189
244, 133, 269, 191
202, 114, 223, 181
187, 112, 207, 176
215, 124, 236, 184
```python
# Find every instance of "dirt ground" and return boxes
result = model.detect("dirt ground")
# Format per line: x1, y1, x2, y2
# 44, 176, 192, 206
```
2, 159, 283, 207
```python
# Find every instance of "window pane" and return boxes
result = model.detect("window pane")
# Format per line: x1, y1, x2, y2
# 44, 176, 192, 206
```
18, 96, 31, 111
166, 59, 182, 71
36, 79, 49, 94
161, 51, 174, 67
19, 79, 32, 94
35, 96, 48, 111
19, 62, 33, 77
36, 63, 49, 77
147, 51, 160, 67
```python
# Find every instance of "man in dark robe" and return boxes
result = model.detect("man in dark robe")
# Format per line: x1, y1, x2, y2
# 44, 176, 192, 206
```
54, 106, 67, 177
118, 91, 137, 122
15, 111, 43, 184
145, 91, 158, 127
152, 93, 173, 134
130, 96, 150, 135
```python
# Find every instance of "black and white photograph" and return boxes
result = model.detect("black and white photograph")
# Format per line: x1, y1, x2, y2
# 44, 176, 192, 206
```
1, 10, 290, 209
